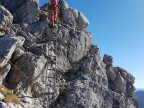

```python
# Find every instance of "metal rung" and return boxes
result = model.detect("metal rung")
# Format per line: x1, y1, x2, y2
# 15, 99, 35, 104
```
49, 38, 57, 41
47, 61, 56, 64
45, 92, 55, 95
46, 76, 54, 78
47, 68, 55, 70
46, 84, 58, 87
48, 55, 57, 57
46, 85, 52, 86
42, 33, 58, 108
48, 60, 56, 63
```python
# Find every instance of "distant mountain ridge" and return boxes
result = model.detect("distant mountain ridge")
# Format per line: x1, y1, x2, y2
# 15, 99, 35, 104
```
135, 89, 144, 108
135, 88, 144, 92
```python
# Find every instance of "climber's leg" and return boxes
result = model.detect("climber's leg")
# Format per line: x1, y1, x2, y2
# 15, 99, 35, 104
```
54, 10, 58, 23
50, 10, 55, 27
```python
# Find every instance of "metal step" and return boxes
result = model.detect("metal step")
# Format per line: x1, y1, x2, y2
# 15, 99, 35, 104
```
48, 55, 56, 57
46, 76, 55, 78
42, 33, 58, 108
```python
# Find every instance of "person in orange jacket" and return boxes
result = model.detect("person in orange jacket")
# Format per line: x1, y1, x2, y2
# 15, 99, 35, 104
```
48, 0, 59, 27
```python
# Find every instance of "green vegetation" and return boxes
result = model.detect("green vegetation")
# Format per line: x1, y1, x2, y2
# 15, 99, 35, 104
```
0, 85, 21, 104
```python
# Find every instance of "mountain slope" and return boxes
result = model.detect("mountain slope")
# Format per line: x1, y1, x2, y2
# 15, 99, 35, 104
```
0, 0, 139, 108
135, 90, 144, 108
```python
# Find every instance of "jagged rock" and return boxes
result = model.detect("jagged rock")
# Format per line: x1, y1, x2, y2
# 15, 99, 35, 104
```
0, 0, 139, 108
111, 74, 127, 95
7, 52, 44, 89
78, 12, 89, 29
0, 35, 25, 68
116, 67, 135, 84
0, 5, 13, 35
106, 67, 116, 81
103, 54, 113, 69
54, 80, 101, 108
11, 48, 25, 61
59, 0, 89, 29
79, 45, 108, 87
0, 0, 39, 23
127, 85, 135, 97
0, 63, 11, 85
68, 29, 91, 63
0, 93, 4, 101
0, 102, 23, 108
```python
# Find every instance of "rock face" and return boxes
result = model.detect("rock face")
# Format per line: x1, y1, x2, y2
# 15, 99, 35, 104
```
0, 5, 13, 35
0, 0, 139, 108
0, 0, 39, 23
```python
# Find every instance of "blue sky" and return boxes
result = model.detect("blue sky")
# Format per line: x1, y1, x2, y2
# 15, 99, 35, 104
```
40, 0, 144, 88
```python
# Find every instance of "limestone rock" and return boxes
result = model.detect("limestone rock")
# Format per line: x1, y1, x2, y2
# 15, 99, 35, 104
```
106, 67, 116, 81
112, 75, 127, 94
78, 12, 89, 29
0, 63, 11, 84
79, 45, 108, 88
59, 0, 89, 29
0, 102, 23, 108
0, 35, 25, 68
0, 5, 13, 35
12, 48, 25, 61
0, 0, 39, 24
68, 29, 91, 63
0, 93, 4, 101
103, 54, 113, 68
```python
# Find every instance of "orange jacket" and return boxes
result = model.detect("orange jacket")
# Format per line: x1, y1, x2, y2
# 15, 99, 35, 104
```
49, 0, 58, 5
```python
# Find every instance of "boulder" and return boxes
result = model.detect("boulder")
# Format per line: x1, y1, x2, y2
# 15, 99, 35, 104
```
103, 54, 113, 69
59, 0, 89, 29
0, 0, 39, 24
0, 35, 25, 68
78, 12, 89, 29
0, 5, 13, 35
0, 63, 11, 84
68, 29, 91, 63
106, 67, 116, 81
112, 74, 127, 94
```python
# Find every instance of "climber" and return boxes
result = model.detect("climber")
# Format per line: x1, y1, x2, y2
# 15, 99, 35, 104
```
48, 0, 59, 27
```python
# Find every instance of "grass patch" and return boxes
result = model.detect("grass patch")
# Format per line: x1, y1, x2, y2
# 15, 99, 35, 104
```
0, 85, 21, 104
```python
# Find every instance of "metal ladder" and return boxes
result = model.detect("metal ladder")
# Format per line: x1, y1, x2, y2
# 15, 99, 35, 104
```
42, 33, 58, 108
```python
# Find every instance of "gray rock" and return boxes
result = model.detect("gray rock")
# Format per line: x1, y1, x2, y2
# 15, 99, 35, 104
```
116, 67, 135, 84
0, 5, 13, 24
0, 5, 13, 34
0, 102, 23, 108
112, 75, 127, 94
0, 0, 39, 24
0, 93, 4, 101
12, 48, 25, 61
0, 35, 25, 68
68, 29, 91, 63
103, 54, 113, 68
59, 0, 89, 29
80, 45, 108, 88
78, 12, 89, 29
106, 67, 116, 81
0, 63, 11, 84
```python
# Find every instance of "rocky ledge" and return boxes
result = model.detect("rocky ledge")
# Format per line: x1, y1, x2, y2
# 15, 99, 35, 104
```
0, 0, 139, 108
